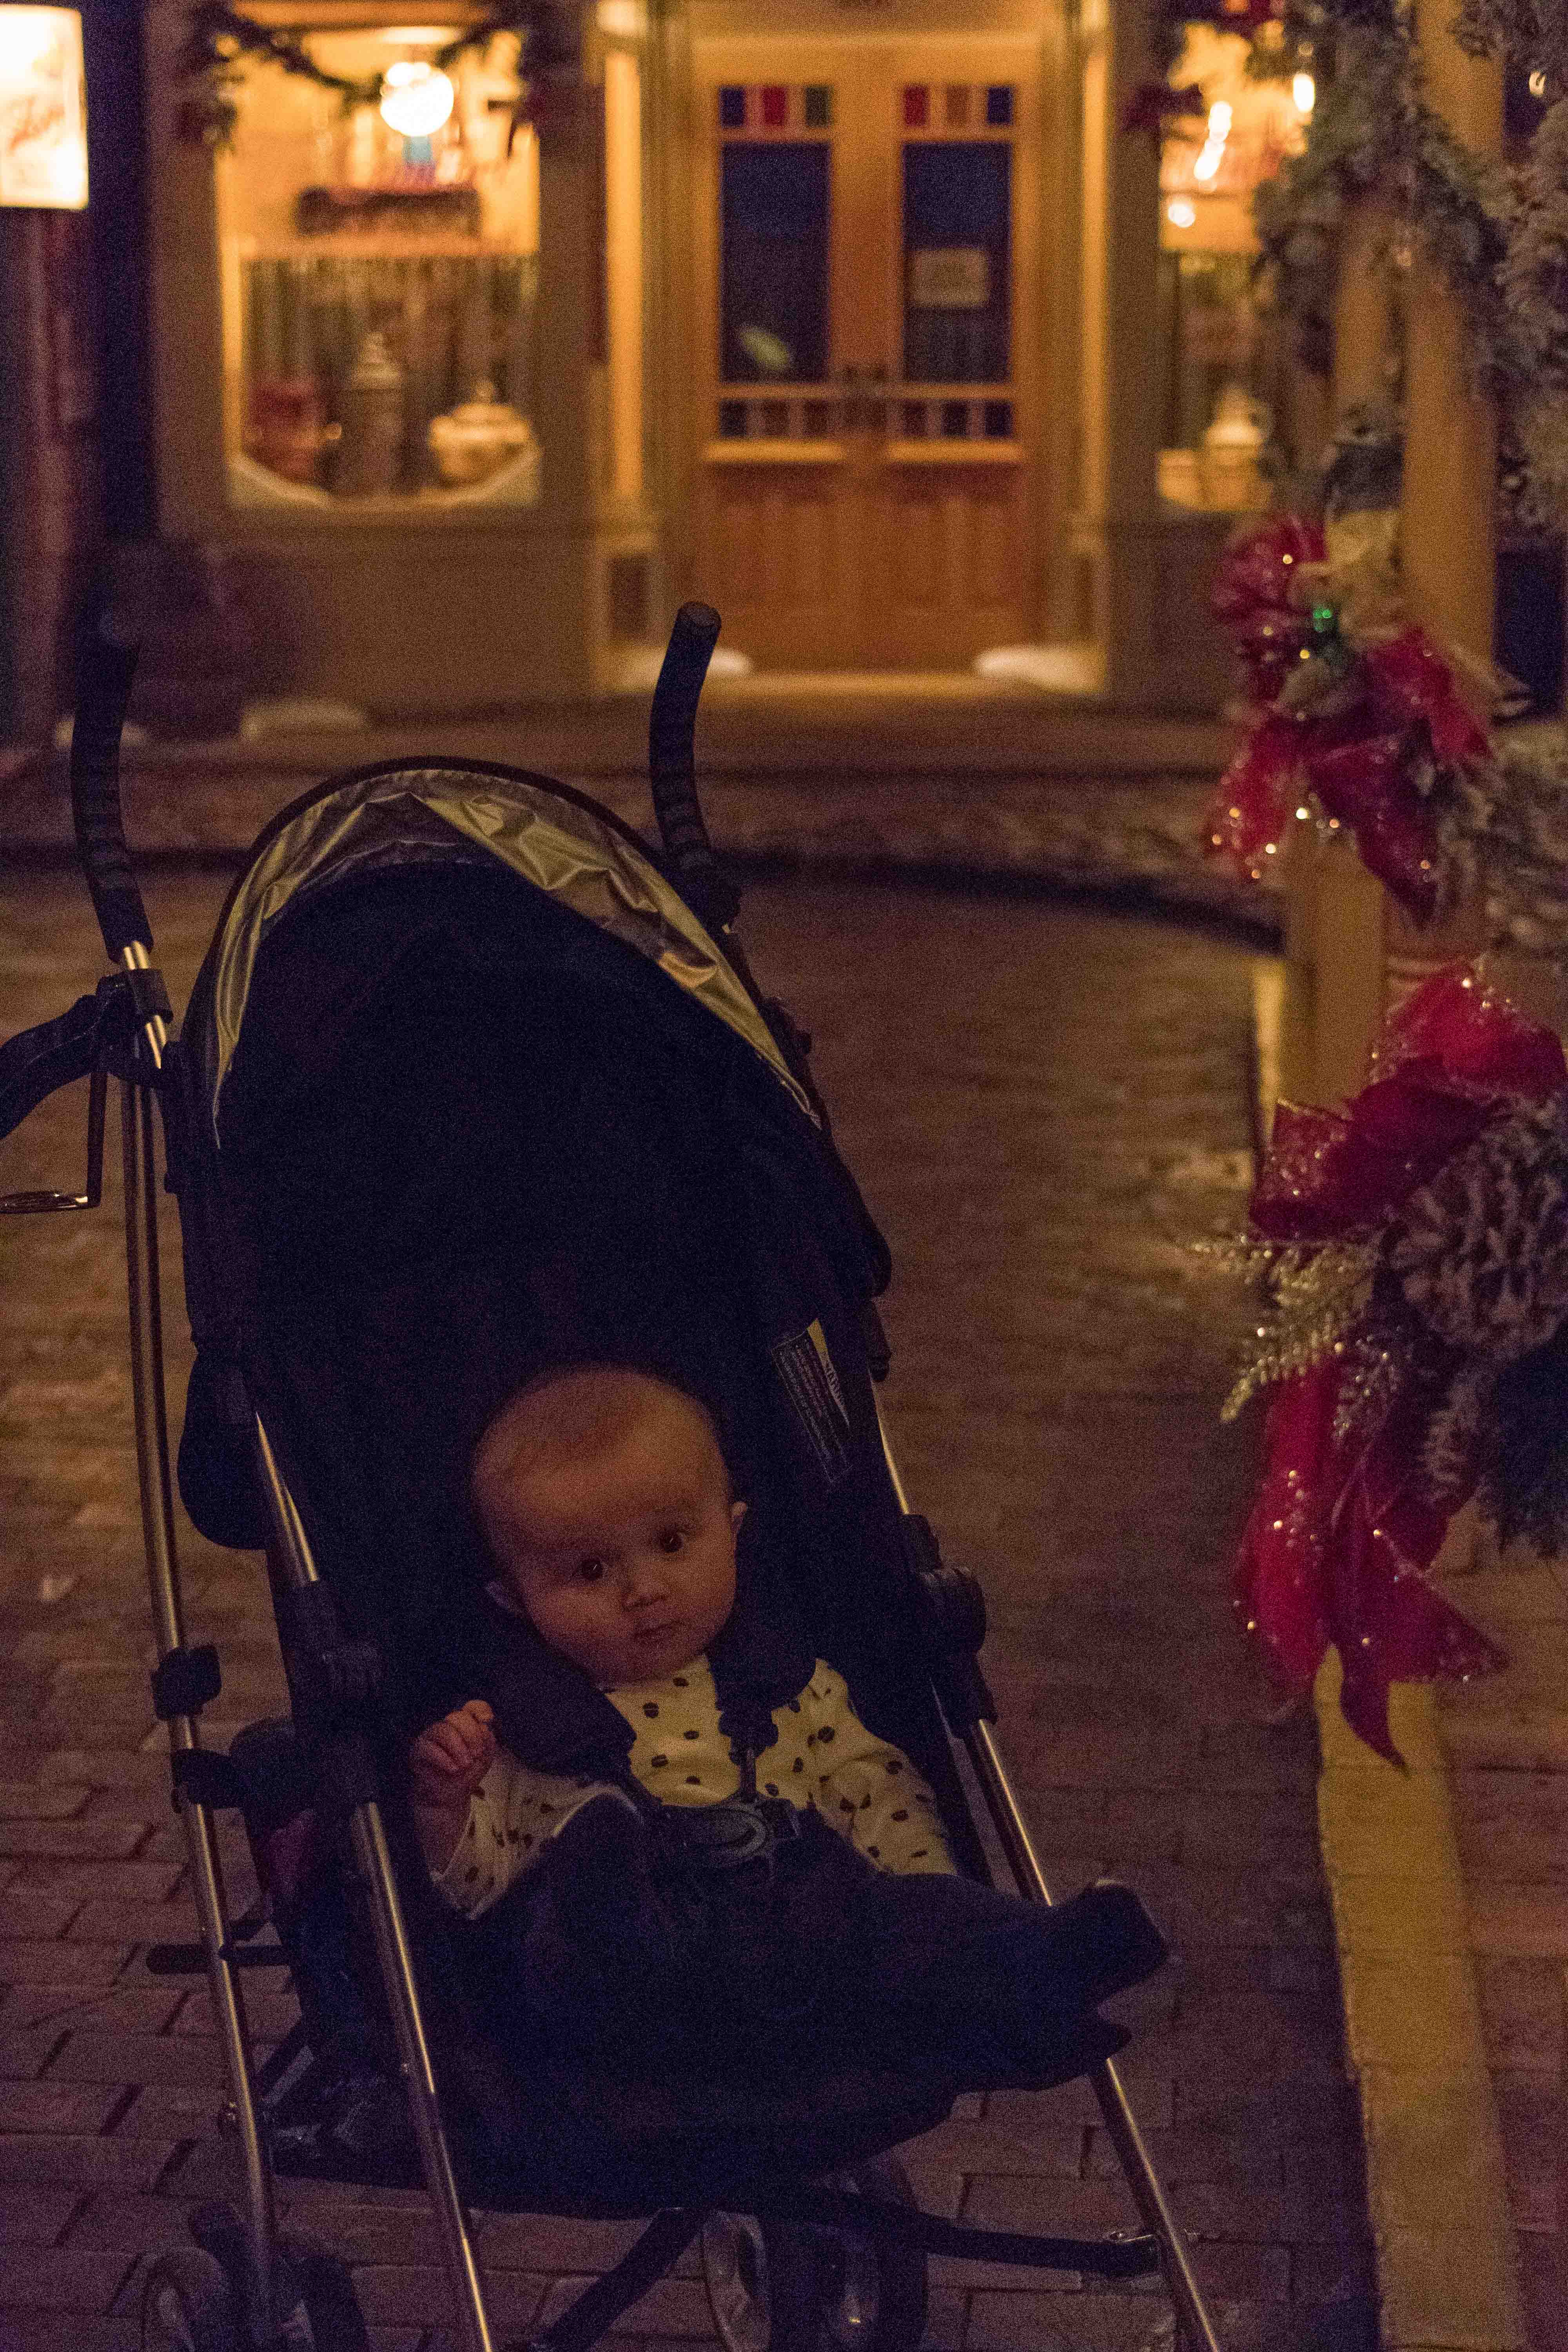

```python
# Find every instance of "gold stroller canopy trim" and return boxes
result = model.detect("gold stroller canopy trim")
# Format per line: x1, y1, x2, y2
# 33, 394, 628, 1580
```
199, 764, 817, 1132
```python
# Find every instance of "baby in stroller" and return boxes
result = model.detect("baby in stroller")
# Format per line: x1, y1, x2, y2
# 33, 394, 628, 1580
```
410, 1361, 1168, 2089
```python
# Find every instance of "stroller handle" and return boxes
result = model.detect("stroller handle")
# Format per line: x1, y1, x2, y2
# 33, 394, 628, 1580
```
648, 601, 737, 929
72, 584, 152, 960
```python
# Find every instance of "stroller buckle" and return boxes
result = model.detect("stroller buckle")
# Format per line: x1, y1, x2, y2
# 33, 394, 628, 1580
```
662, 1796, 801, 1873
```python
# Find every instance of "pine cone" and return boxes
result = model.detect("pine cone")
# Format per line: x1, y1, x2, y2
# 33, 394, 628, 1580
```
1385, 1097, 1568, 1358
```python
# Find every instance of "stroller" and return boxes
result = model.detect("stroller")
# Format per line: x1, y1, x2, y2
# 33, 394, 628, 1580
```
0, 596, 1223, 2352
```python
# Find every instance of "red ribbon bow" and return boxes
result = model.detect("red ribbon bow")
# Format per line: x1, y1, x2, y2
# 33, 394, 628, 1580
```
1236, 967, 1560, 1757
1205, 522, 1492, 922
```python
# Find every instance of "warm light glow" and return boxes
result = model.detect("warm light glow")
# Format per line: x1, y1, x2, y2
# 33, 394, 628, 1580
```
1292, 71, 1315, 115
1192, 96, 1231, 183
1530, 69, 1547, 96
0, 7, 87, 208
1166, 197, 1197, 227
378, 59, 455, 137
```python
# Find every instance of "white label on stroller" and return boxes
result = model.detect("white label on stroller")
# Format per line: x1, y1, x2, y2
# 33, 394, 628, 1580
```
772, 1321, 851, 1487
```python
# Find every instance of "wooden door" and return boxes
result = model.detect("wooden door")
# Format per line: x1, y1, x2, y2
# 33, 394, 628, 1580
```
690, 36, 1039, 670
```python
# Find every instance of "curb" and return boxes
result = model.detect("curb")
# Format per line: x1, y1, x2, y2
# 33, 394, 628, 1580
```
1316, 1657, 1524, 2351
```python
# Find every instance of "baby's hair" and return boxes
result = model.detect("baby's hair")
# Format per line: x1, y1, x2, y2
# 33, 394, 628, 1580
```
471, 1363, 732, 1526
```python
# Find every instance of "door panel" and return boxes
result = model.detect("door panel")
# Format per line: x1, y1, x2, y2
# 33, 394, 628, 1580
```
690, 36, 1039, 670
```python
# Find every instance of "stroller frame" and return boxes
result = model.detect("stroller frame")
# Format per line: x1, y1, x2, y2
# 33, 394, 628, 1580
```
1, 596, 1222, 2352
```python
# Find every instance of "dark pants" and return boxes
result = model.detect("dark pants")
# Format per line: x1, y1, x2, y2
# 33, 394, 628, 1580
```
474, 1799, 1165, 2095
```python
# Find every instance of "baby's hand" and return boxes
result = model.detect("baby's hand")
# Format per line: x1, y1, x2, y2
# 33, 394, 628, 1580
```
409, 1700, 496, 1813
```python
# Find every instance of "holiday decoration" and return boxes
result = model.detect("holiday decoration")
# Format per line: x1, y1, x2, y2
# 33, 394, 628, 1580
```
172, 0, 579, 151
1133, 0, 1568, 519
1215, 962, 1568, 1758
1205, 514, 1489, 922
1207, 510, 1568, 962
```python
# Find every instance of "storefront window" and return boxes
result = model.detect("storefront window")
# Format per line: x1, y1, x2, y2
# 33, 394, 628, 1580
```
1155, 27, 1304, 512
217, 26, 540, 511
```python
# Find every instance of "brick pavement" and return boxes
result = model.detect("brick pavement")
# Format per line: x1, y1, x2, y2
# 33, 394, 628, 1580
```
0, 863, 1372, 2351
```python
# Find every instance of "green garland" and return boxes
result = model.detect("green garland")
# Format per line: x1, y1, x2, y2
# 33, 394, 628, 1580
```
172, 0, 578, 150
1144, 0, 1568, 511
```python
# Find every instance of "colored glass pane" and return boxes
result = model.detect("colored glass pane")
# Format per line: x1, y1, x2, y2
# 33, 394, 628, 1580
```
802, 84, 831, 127
985, 85, 1013, 126
903, 85, 929, 127
719, 85, 746, 128
761, 85, 788, 127
944, 85, 970, 127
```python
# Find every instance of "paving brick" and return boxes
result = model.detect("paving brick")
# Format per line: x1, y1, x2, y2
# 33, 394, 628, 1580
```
58, 2192, 198, 2256
41, 2033, 225, 2090
534, 2274, 713, 2339
0, 1943, 130, 1990
0, 1987, 181, 2037
0, 2032, 65, 2082
350, 2263, 546, 2330
0, 1821, 145, 1864
0, 1893, 81, 1942
0, 2321, 124, 2352
65, 1899, 197, 1947
0, 2083, 123, 2135
0, 2136, 180, 2192
14, 1863, 182, 1906
0, 2248, 135, 2312
965, 2289, 1174, 2352
0, 2185, 81, 2244
0, 1786, 89, 1824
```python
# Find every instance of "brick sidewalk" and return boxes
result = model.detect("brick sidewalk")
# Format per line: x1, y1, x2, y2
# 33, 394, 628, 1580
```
0, 865, 1370, 2351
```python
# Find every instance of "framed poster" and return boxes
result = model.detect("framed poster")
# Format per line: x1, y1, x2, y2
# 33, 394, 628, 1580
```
0, 9, 87, 210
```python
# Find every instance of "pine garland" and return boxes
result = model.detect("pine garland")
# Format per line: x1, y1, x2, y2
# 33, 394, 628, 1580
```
172, 0, 577, 150
1141, 0, 1568, 515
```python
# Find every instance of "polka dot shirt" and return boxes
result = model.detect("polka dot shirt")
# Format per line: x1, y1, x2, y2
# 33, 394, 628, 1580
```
429, 1654, 954, 1919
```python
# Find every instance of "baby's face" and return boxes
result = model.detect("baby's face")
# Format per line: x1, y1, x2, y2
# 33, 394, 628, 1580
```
479, 1402, 743, 1688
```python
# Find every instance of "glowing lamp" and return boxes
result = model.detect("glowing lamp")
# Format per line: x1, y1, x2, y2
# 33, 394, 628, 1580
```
0, 8, 87, 208
379, 60, 455, 138
1167, 198, 1196, 228
1292, 71, 1315, 115
1529, 69, 1547, 96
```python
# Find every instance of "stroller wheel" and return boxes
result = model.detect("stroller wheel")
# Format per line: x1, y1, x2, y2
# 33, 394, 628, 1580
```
702, 2160, 927, 2352
277, 2238, 372, 2352
141, 2249, 239, 2352
703, 2212, 819, 2352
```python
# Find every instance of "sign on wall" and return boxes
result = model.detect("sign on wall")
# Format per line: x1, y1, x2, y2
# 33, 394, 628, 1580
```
0, 8, 87, 209
908, 247, 989, 310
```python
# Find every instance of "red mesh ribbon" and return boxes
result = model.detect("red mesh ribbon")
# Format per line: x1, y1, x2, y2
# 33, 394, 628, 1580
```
1205, 516, 1493, 922
1235, 967, 1563, 1756
1235, 1361, 1504, 1761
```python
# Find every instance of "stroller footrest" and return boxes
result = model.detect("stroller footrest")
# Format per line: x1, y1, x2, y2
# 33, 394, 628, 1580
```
768, 2189, 1161, 2279
145, 1940, 293, 1974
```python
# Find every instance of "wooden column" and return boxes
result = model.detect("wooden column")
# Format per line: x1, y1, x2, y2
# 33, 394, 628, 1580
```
1078, 0, 1165, 705
1383, 1, 1501, 1002
1292, 171, 1400, 1109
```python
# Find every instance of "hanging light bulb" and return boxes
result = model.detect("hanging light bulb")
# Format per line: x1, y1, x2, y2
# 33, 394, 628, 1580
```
1292, 71, 1315, 115
1167, 197, 1197, 228
1193, 100, 1231, 183
1529, 69, 1547, 96
379, 59, 455, 138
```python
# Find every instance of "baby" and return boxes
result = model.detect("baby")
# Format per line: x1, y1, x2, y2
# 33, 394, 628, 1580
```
410, 1363, 1166, 2084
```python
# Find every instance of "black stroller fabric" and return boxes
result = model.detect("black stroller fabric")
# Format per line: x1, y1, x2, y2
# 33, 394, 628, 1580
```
174, 809, 1136, 2216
